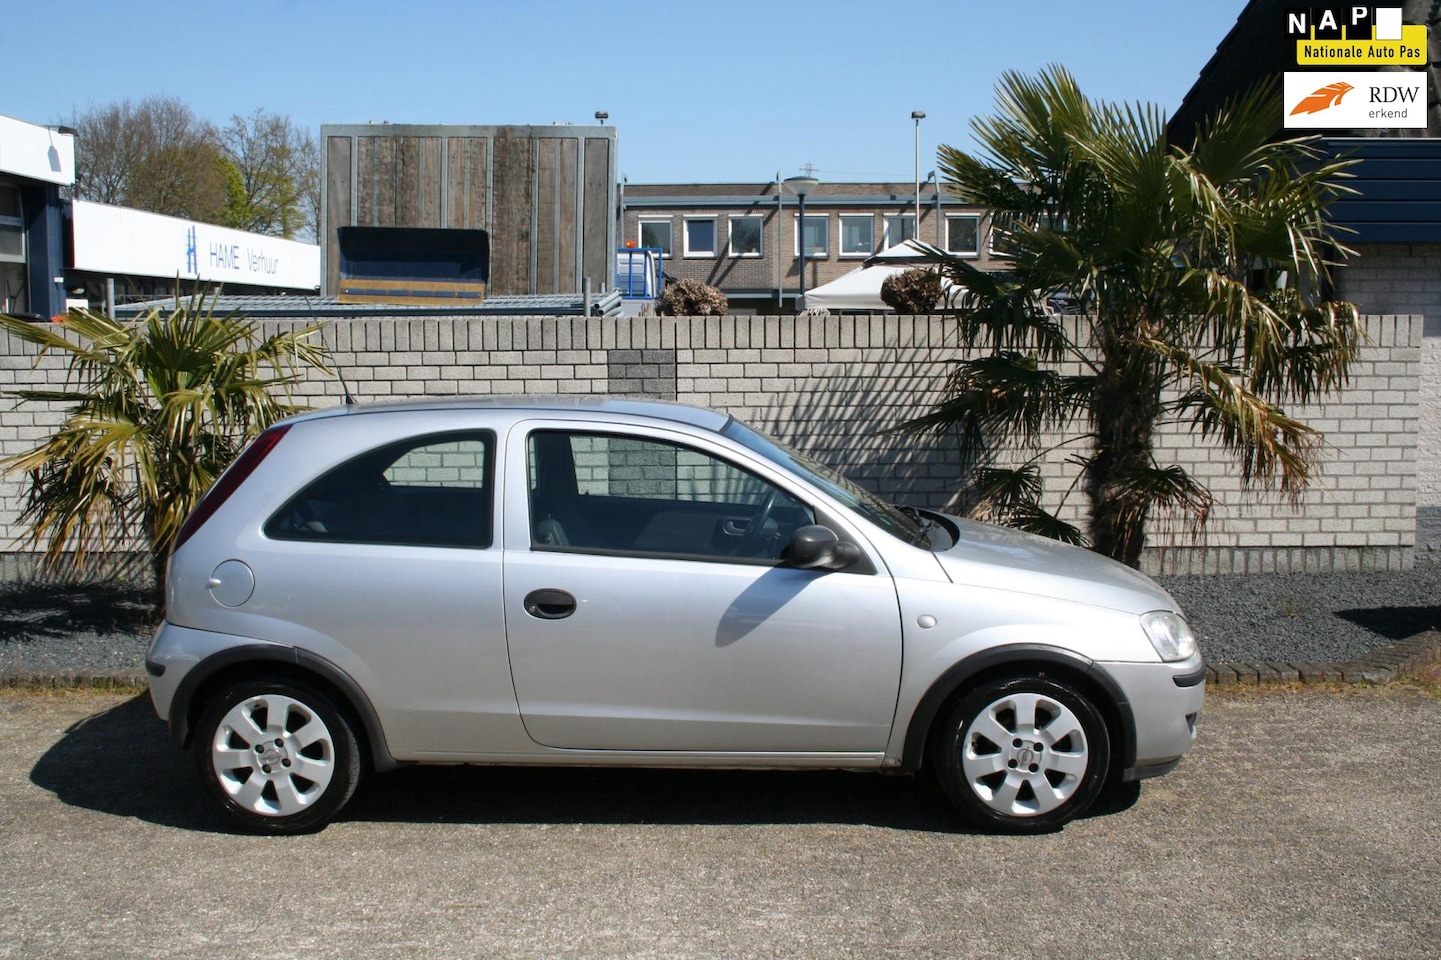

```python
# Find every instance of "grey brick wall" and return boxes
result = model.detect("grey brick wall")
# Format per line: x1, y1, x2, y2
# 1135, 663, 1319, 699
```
1336, 244, 1441, 509
0, 313, 1421, 576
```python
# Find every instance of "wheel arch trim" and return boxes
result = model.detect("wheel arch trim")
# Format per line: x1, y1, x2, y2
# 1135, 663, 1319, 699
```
168, 644, 400, 773
899, 643, 1137, 773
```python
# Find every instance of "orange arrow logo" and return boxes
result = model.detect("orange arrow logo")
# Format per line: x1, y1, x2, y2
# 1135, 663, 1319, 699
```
1289, 81, 1355, 115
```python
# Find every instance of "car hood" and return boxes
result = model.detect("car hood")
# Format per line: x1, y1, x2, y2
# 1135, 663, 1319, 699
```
930, 515, 1178, 616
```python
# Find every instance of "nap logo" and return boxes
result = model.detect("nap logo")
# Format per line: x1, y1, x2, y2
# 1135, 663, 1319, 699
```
1286, 6, 1426, 64
1283, 71, 1427, 128
1285, 6, 1390, 39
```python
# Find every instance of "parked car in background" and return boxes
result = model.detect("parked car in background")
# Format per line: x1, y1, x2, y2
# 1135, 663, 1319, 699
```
146, 396, 1204, 834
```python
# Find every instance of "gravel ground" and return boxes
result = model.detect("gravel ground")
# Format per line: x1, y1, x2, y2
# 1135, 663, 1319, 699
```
0, 549, 1438, 676
0, 582, 157, 677
1157, 558, 1441, 663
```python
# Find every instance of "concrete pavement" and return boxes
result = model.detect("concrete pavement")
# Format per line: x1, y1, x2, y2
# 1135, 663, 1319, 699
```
1, 687, 1438, 959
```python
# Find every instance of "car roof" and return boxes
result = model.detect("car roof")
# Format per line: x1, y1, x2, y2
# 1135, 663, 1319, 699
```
286, 395, 734, 433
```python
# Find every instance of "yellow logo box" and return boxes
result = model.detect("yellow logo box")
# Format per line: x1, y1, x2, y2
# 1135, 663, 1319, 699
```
1296, 24, 1428, 64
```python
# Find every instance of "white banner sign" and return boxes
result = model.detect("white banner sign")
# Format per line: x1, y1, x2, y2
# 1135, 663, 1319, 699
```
0, 114, 75, 185
71, 201, 321, 291
1283, 71, 1428, 129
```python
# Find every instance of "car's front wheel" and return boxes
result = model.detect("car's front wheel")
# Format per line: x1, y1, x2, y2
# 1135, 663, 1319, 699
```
193, 677, 362, 834
931, 676, 1110, 833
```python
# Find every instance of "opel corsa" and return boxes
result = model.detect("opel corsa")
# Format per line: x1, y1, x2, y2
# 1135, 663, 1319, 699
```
147, 397, 1204, 834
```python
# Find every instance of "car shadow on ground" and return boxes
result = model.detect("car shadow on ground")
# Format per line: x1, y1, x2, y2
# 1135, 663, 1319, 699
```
1335, 606, 1441, 641
31, 694, 1139, 835
0, 583, 158, 641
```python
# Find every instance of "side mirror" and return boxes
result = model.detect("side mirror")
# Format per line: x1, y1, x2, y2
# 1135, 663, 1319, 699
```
786, 525, 862, 571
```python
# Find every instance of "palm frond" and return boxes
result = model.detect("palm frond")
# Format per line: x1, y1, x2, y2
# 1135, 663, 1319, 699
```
1, 292, 332, 584
890, 352, 1093, 464
904, 66, 1361, 564
1103, 463, 1215, 544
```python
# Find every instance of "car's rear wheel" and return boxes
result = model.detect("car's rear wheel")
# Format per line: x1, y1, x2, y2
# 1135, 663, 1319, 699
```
931, 676, 1109, 833
194, 678, 362, 834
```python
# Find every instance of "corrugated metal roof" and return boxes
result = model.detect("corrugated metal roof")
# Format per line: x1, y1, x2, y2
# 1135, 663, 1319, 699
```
113, 289, 624, 319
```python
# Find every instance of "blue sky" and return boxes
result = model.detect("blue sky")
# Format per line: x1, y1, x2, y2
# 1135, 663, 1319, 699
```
3, 0, 1248, 184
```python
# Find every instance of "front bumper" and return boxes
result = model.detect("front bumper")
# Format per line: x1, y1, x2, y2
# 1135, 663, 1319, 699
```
1099, 655, 1205, 780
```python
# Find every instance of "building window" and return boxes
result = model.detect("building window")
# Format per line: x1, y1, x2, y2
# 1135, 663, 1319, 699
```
0, 184, 24, 263
639, 219, 673, 257
945, 215, 981, 256
684, 218, 718, 258
839, 215, 874, 257
882, 214, 915, 249
729, 216, 763, 257
793, 215, 828, 257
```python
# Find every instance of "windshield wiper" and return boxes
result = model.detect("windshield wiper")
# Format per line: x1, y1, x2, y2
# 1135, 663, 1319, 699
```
895, 504, 938, 545
896, 504, 932, 527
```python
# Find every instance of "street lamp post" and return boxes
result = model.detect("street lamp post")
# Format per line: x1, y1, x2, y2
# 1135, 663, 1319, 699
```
784, 174, 819, 311
911, 111, 926, 239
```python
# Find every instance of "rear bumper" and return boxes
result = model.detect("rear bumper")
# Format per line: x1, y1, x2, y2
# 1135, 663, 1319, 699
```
145, 621, 288, 741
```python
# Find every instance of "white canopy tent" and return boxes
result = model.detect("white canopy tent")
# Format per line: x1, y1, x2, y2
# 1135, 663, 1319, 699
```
802, 240, 953, 312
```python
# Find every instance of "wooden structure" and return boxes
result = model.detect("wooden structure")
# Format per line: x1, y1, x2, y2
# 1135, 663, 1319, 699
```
321, 124, 616, 298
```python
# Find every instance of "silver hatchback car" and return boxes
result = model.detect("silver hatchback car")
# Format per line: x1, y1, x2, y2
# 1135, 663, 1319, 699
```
147, 396, 1204, 834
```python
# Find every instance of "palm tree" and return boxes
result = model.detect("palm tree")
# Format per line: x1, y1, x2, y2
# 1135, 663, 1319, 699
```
0, 293, 330, 596
899, 66, 1361, 568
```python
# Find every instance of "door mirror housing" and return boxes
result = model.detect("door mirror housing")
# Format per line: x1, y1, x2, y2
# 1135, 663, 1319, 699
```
786, 525, 862, 571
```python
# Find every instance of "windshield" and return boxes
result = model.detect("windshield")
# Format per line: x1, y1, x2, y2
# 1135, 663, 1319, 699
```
721, 418, 930, 548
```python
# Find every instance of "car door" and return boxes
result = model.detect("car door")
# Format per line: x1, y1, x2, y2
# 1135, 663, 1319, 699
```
501, 422, 903, 754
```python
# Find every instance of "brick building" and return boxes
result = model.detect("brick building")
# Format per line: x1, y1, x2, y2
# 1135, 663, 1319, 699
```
619, 181, 1001, 313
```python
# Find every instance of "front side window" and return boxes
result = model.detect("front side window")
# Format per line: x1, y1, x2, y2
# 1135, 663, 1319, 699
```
882, 215, 915, 249
266, 431, 495, 548
528, 430, 812, 562
794, 215, 828, 257
840, 215, 874, 256
639, 219, 673, 256
728, 216, 763, 257
945, 215, 981, 256
721, 418, 929, 549
684, 218, 718, 257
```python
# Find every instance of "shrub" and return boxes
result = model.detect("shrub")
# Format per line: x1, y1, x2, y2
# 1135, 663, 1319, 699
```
656, 279, 728, 316
880, 267, 944, 313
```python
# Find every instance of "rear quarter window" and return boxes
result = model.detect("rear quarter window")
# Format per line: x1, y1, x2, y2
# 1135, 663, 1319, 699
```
264, 431, 495, 548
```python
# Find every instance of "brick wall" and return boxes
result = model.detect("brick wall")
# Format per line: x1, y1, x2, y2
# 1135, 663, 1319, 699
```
1336, 243, 1441, 509
1423, 337, 1441, 507
0, 313, 1421, 577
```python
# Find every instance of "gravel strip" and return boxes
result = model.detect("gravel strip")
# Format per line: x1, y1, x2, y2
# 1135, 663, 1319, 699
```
1158, 558, 1441, 664
0, 583, 157, 678
1, 553, 1439, 678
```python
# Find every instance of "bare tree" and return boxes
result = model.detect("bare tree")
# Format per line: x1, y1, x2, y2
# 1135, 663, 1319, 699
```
221, 109, 320, 240
67, 96, 227, 222
297, 135, 322, 244
65, 98, 321, 240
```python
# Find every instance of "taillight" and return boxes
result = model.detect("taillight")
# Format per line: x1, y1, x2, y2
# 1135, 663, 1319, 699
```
173, 424, 291, 553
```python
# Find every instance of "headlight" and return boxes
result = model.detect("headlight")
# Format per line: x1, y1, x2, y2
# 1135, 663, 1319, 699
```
1140, 610, 1197, 662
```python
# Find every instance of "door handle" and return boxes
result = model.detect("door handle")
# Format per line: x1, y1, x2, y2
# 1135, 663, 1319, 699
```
524, 588, 577, 620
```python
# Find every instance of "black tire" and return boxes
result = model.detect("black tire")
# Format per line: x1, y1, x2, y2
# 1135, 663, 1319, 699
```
930, 675, 1110, 834
193, 677, 362, 835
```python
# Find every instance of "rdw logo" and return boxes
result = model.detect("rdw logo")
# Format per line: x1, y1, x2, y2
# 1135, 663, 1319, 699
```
1289, 81, 1355, 115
